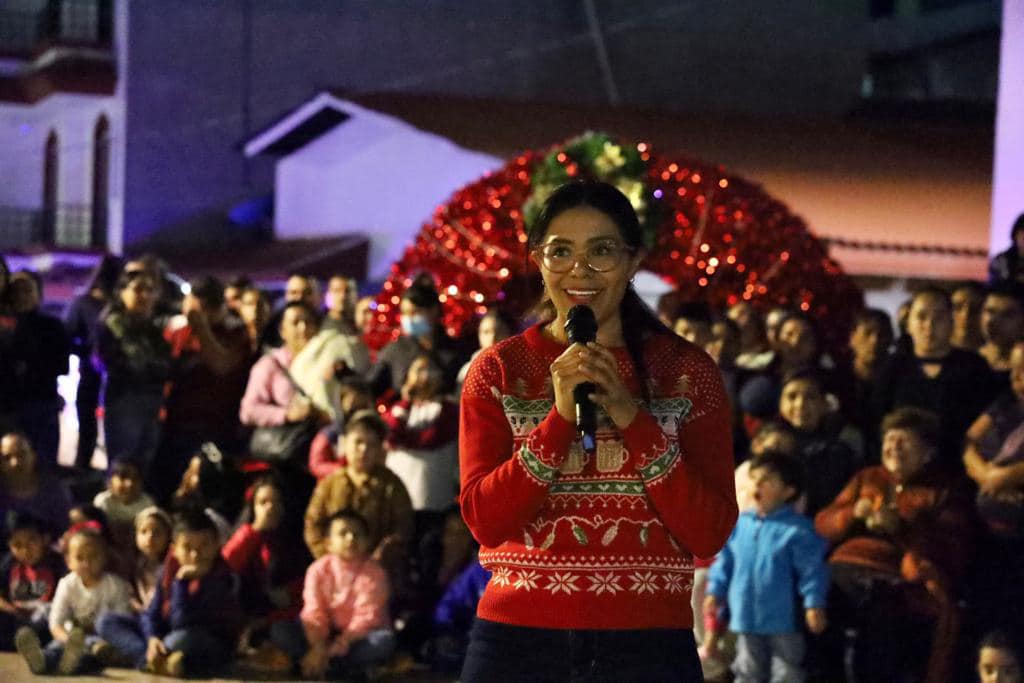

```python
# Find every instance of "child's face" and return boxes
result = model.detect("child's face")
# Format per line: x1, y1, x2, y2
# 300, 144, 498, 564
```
110, 469, 142, 503
66, 534, 105, 582
849, 320, 887, 365
478, 315, 509, 350
136, 516, 170, 561
673, 318, 712, 348
252, 484, 283, 530
326, 518, 367, 561
8, 529, 47, 566
343, 424, 384, 475
881, 428, 930, 483
406, 357, 440, 397
979, 646, 1021, 683
778, 379, 827, 431
750, 466, 795, 516
172, 530, 219, 577
339, 388, 373, 418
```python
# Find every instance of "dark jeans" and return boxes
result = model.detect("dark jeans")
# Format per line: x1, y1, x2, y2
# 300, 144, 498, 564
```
461, 618, 703, 683
18, 398, 61, 471
75, 366, 101, 469
96, 612, 230, 675
103, 393, 162, 477
0, 610, 49, 651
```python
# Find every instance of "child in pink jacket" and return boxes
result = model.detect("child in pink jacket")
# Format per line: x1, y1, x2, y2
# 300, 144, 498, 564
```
299, 510, 394, 679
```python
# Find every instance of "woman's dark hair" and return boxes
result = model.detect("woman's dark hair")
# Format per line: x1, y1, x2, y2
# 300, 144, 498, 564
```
188, 275, 224, 309
480, 306, 518, 338
402, 272, 441, 311
979, 629, 1022, 659
85, 254, 123, 298
109, 269, 155, 314
528, 181, 672, 403
911, 285, 952, 312
279, 300, 322, 326
853, 307, 893, 342
1011, 213, 1024, 243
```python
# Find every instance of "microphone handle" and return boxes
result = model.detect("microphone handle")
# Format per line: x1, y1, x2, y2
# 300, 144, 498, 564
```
574, 381, 597, 453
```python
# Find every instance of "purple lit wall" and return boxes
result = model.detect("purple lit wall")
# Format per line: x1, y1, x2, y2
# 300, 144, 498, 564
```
991, 0, 1024, 253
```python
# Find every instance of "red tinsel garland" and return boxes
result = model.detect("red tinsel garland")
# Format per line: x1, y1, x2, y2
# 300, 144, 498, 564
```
365, 138, 863, 354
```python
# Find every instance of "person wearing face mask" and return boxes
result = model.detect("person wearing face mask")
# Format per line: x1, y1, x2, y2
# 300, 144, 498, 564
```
367, 274, 468, 403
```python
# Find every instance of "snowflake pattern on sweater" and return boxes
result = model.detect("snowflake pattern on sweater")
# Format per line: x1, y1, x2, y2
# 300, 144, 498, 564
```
459, 324, 737, 630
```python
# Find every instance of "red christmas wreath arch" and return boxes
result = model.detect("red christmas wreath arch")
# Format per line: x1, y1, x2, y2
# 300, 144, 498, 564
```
365, 133, 862, 352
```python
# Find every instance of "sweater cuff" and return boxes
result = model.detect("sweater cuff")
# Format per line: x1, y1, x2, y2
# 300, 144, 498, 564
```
516, 407, 577, 484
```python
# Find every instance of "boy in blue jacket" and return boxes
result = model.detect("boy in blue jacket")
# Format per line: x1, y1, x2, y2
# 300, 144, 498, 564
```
706, 451, 829, 683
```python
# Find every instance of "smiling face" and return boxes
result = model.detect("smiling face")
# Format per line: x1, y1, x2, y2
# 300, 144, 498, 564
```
532, 206, 641, 340
881, 427, 930, 483
779, 378, 827, 432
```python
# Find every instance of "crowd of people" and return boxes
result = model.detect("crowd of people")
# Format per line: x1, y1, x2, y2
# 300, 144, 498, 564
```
0, 207, 1022, 681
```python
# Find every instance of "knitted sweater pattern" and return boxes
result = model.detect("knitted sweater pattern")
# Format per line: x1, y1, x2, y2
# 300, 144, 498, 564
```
459, 325, 737, 630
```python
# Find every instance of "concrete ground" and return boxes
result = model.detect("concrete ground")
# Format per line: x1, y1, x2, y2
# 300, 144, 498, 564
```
0, 651, 458, 682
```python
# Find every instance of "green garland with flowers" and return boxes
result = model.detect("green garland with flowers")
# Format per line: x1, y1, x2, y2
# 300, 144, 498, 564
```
522, 131, 661, 250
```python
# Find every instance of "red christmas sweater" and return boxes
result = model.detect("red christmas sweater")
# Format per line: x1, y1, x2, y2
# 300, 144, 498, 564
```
459, 324, 737, 630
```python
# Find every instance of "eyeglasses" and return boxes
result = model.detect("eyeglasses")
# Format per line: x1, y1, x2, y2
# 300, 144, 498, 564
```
534, 240, 634, 273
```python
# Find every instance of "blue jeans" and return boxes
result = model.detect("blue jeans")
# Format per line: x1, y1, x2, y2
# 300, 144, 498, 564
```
103, 393, 162, 477
96, 612, 230, 674
732, 632, 805, 683
460, 618, 703, 682
327, 628, 396, 674
42, 634, 103, 674
96, 612, 146, 667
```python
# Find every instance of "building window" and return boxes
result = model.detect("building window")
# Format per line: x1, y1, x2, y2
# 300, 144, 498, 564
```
91, 114, 109, 248
43, 130, 58, 244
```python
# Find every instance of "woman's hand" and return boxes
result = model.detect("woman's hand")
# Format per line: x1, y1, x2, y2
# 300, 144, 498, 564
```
550, 343, 592, 425
285, 396, 313, 423
578, 343, 638, 429
550, 342, 637, 429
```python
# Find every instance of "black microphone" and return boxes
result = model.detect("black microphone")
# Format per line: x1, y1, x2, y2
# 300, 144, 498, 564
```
565, 305, 598, 454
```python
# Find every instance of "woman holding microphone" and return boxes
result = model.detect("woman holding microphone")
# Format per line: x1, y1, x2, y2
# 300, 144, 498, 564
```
459, 181, 737, 681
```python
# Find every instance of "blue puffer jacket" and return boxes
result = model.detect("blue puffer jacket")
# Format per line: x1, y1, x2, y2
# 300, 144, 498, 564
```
707, 505, 829, 634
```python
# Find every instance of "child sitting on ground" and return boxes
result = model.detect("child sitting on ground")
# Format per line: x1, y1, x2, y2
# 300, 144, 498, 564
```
706, 451, 829, 683
97, 510, 242, 677
977, 630, 1022, 683
300, 510, 395, 679
0, 512, 64, 650
223, 476, 308, 674
94, 460, 155, 551
129, 507, 172, 612
16, 522, 132, 675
